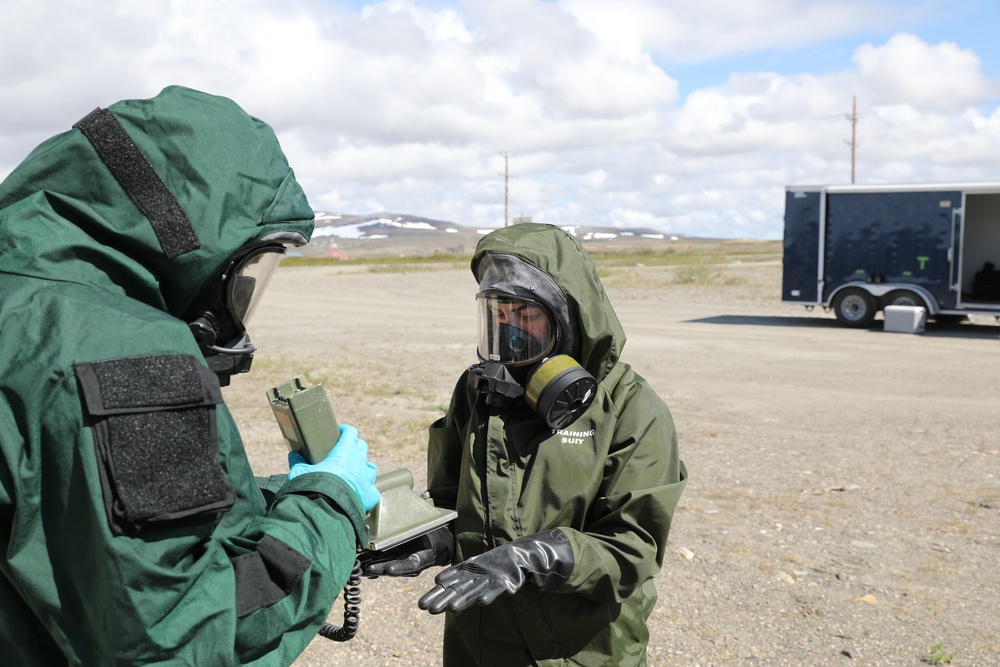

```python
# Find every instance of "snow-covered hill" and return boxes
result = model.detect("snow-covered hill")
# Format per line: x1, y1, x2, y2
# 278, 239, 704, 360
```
312, 212, 690, 243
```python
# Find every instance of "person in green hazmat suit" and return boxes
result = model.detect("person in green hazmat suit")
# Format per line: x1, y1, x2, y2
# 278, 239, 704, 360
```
362, 223, 688, 666
0, 86, 380, 665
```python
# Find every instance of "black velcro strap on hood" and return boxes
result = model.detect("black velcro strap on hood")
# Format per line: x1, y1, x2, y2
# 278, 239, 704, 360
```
73, 107, 200, 259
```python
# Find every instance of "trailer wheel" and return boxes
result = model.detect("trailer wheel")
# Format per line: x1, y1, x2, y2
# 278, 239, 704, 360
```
833, 288, 876, 327
884, 290, 927, 310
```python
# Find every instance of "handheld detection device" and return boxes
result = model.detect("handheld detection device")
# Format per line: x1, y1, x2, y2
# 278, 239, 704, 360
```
267, 378, 457, 550
267, 378, 457, 641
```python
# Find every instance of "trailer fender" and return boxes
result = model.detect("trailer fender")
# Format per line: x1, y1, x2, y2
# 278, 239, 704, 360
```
827, 282, 940, 315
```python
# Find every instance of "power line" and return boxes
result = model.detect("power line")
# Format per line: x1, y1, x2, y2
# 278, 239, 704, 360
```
345, 152, 496, 182
340, 97, 1000, 183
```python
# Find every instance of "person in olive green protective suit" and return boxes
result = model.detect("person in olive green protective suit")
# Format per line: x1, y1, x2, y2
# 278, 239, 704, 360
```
0, 86, 380, 665
363, 223, 687, 666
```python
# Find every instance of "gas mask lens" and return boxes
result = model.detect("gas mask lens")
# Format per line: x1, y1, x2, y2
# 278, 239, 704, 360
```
227, 245, 286, 330
477, 293, 556, 366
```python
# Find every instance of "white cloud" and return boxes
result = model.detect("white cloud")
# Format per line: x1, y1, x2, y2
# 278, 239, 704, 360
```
561, 0, 909, 61
1, 0, 999, 240
853, 33, 1000, 105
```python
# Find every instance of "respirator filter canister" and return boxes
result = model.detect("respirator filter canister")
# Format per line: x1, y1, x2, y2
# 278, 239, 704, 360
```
525, 355, 597, 430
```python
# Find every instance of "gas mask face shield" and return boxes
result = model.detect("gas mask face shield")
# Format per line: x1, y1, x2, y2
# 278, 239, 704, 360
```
469, 254, 597, 430
228, 246, 285, 330
476, 293, 556, 368
185, 243, 287, 385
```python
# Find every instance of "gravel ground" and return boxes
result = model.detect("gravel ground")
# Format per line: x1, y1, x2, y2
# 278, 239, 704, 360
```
229, 258, 999, 667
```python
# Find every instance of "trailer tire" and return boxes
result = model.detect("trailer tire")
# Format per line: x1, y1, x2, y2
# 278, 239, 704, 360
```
883, 290, 927, 310
833, 288, 877, 327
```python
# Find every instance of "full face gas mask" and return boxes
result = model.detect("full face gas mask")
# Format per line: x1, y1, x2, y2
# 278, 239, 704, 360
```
469, 254, 597, 430
184, 241, 288, 385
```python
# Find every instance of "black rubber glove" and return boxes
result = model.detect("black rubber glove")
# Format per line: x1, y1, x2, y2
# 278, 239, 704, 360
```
359, 524, 454, 578
417, 529, 574, 615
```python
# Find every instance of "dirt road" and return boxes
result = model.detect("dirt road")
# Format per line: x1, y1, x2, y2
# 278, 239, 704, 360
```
232, 258, 999, 666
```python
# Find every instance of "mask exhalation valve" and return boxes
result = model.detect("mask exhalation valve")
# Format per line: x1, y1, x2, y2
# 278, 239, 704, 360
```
468, 362, 525, 408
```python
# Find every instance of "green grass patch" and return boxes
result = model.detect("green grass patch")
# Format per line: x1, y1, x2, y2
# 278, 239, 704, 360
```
585, 240, 781, 269
280, 240, 782, 271
281, 253, 469, 268
925, 641, 956, 664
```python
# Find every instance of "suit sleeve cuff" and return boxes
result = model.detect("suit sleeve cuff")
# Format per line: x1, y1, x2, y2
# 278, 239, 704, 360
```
279, 473, 371, 546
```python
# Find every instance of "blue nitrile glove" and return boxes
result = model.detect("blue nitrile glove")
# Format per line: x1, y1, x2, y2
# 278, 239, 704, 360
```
287, 424, 380, 511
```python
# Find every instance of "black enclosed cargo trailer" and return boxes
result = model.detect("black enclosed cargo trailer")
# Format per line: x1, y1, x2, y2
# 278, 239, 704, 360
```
782, 182, 1000, 327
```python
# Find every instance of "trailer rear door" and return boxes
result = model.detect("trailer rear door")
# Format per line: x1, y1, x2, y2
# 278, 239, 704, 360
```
782, 188, 823, 302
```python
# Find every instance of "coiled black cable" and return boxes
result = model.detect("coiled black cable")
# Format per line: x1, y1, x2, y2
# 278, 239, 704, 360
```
318, 558, 363, 642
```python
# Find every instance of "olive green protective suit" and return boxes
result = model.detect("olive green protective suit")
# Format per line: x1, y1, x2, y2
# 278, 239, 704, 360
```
427, 223, 688, 666
0, 87, 367, 665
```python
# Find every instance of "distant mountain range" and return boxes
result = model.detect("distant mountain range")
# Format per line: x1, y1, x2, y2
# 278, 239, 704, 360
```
304, 211, 695, 258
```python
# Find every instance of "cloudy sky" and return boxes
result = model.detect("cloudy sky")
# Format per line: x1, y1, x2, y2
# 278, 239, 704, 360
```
3, 0, 1000, 239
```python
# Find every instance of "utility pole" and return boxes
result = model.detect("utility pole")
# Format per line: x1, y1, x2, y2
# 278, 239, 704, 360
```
846, 95, 858, 184
499, 152, 515, 226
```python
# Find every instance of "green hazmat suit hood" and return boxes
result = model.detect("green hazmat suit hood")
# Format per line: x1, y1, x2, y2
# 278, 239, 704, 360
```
471, 222, 626, 383
0, 85, 315, 318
